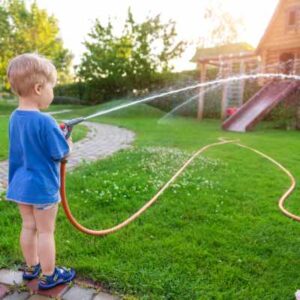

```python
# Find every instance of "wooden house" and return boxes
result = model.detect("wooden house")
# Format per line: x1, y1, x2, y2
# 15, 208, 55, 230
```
257, 0, 300, 75
193, 0, 300, 121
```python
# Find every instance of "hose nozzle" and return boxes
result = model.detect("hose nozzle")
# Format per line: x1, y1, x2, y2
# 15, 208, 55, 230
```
60, 117, 85, 139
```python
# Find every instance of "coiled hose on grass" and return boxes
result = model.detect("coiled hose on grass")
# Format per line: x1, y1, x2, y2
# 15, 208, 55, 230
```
60, 138, 299, 236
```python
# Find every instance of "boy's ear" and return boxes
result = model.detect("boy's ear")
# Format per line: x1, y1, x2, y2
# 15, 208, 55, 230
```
33, 83, 43, 95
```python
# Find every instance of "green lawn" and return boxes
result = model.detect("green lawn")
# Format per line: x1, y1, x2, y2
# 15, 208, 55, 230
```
1, 101, 300, 299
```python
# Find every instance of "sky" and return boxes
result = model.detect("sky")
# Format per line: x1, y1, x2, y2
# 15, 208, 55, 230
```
30, 0, 279, 71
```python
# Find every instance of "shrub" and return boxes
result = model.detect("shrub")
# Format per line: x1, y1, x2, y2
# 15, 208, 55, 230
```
53, 96, 81, 105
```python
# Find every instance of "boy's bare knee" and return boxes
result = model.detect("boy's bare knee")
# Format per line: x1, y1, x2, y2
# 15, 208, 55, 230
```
22, 220, 37, 231
33, 204, 58, 234
37, 227, 56, 234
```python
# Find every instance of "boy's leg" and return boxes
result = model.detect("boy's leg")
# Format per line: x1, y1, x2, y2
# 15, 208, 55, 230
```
18, 204, 39, 266
33, 204, 58, 276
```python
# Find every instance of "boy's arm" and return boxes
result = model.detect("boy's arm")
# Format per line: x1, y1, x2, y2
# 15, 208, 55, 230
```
43, 116, 71, 161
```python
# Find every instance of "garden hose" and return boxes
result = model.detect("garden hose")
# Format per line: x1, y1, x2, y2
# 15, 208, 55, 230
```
59, 138, 299, 236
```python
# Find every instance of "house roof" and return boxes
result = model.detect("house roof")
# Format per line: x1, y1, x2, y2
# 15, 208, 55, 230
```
191, 0, 284, 63
191, 43, 255, 63
256, 0, 284, 53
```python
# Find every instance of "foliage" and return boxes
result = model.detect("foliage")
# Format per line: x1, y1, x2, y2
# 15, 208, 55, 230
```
198, 1, 246, 48
55, 69, 200, 106
77, 8, 186, 103
267, 90, 300, 130
191, 1, 249, 67
0, 0, 73, 88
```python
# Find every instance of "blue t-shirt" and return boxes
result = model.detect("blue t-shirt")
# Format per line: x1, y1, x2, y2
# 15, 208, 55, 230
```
6, 109, 70, 205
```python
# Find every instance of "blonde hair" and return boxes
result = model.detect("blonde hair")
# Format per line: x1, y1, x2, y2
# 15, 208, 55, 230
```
7, 53, 57, 97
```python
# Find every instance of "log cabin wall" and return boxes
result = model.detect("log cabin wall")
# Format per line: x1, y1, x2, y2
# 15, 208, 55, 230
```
257, 0, 300, 75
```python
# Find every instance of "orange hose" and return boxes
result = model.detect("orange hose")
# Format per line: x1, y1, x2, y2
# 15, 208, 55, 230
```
60, 139, 299, 236
236, 143, 299, 221
60, 139, 237, 236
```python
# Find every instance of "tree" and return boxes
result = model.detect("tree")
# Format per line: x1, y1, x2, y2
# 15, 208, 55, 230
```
198, 2, 245, 48
0, 0, 73, 89
78, 8, 185, 97
0, 4, 13, 89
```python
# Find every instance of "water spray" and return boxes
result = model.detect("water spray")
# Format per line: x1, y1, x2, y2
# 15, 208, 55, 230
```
59, 73, 300, 137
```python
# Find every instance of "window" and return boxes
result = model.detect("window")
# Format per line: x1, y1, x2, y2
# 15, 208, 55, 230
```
289, 10, 296, 26
287, 7, 299, 29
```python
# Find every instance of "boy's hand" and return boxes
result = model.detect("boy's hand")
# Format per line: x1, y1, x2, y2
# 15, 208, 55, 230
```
59, 123, 73, 139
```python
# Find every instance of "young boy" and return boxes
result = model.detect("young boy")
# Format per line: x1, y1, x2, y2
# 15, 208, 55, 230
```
5, 53, 76, 289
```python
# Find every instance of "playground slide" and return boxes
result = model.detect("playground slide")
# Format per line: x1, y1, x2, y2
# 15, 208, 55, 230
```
222, 80, 300, 132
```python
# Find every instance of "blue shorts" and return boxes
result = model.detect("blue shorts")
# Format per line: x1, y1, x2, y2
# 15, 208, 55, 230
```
34, 202, 59, 210
6, 198, 61, 210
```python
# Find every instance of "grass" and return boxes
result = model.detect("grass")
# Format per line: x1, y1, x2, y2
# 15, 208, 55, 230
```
1, 100, 300, 299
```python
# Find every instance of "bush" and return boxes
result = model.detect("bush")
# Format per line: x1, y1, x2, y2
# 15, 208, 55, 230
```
54, 82, 86, 103
54, 70, 201, 108
266, 90, 300, 129
53, 96, 81, 105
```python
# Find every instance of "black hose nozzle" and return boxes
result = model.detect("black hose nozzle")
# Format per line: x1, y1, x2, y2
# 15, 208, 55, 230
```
60, 117, 85, 139
64, 117, 85, 127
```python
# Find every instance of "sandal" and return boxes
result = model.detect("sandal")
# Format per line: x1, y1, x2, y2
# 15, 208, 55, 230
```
23, 263, 41, 280
38, 266, 76, 290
